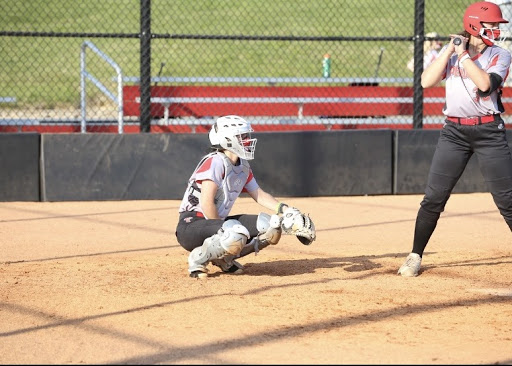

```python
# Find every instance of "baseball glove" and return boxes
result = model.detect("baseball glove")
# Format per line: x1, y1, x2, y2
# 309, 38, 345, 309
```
281, 207, 316, 245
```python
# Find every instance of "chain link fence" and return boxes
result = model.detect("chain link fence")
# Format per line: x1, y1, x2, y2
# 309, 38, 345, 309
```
2, 0, 511, 133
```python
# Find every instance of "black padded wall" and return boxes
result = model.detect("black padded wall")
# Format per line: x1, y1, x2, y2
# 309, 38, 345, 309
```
40, 130, 393, 201
251, 130, 393, 197
41, 133, 207, 201
0, 133, 40, 201
9, 129, 512, 201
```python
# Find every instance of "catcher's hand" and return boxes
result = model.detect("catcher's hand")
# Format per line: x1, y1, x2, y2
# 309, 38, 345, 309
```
281, 207, 316, 245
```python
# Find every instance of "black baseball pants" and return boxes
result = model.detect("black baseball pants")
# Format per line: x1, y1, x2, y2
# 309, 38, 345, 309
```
413, 117, 512, 255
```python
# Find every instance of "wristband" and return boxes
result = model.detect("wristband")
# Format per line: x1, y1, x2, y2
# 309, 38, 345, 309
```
276, 202, 288, 214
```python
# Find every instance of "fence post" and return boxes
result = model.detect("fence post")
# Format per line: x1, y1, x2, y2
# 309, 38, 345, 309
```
412, 0, 425, 129
140, 0, 151, 133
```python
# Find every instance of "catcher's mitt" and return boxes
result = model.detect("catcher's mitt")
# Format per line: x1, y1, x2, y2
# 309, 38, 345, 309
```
281, 207, 316, 245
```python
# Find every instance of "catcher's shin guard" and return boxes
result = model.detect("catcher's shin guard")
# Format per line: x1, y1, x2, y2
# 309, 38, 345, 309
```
239, 213, 282, 257
188, 219, 250, 277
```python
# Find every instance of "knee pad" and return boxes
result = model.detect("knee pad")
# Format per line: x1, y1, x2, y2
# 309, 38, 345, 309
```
188, 220, 250, 270
218, 219, 250, 256
256, 213, 282, 245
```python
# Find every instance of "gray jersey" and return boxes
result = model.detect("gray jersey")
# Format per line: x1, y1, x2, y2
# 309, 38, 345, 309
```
442, 44, 511, 117
179, 152, 259, 219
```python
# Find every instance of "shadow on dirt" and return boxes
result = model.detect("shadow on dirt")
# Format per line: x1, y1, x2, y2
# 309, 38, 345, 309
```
210, 253, 406, 277
207, 251, 512, 278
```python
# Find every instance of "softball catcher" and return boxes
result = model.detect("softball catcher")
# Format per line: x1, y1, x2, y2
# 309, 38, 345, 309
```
175, 115, 316, 278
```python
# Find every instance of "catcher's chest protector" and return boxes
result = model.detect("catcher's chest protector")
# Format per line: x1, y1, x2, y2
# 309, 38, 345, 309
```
215, 154, 251, 218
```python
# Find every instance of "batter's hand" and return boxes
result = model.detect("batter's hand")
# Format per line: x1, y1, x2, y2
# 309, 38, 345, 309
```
449, 34, 468, 56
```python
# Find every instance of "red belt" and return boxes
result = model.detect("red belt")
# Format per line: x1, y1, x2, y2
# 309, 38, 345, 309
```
446, 114, 498, 125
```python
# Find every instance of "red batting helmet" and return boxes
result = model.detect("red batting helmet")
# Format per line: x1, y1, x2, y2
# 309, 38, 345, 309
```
463, 1, 508, 37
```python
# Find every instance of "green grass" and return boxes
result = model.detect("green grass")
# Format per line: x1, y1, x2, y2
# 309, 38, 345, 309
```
1, 0, 470, 108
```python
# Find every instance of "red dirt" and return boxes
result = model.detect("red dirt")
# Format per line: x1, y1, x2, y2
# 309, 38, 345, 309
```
1, 193, 511, 364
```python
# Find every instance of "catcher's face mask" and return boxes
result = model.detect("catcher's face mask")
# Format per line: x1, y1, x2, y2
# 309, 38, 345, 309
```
211, 115, 257, 160
238, 133, 257, 158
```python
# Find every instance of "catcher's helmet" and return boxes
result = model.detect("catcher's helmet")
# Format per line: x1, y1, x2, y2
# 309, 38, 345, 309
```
209, 115, 257, 160
463, 1, 508, 46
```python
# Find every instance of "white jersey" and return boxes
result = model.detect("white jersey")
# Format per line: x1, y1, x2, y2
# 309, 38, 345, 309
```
441, 44, 511, 117
178, 151, 259, 219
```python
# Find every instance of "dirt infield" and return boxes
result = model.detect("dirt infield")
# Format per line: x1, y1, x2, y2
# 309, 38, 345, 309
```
1, 193, 512, 364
